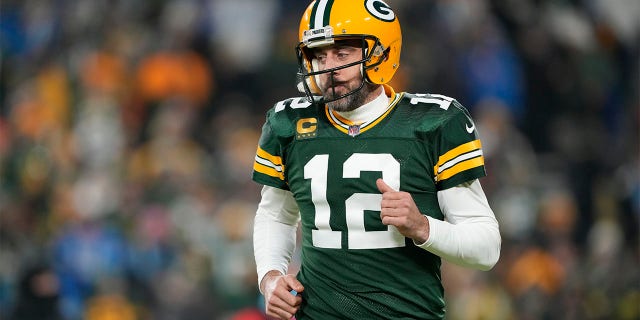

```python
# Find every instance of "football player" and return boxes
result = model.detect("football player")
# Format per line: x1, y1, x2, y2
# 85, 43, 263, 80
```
252, 0, 501, 319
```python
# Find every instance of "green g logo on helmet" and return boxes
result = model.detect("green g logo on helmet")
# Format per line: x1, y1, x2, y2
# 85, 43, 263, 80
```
365, 0, 395, 22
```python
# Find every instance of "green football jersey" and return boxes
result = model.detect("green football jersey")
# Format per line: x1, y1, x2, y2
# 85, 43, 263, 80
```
253, 86, 486, 319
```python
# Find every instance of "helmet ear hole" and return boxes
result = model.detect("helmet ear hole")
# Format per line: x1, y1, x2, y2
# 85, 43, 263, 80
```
382, 47, 390, 62
372, 44, 385, 57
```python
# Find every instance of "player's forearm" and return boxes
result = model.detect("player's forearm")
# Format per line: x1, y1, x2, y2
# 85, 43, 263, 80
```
416, 179, 501, 270
253, 186, 301, 291
418, 215, 501, 270
253, 213, 297, 291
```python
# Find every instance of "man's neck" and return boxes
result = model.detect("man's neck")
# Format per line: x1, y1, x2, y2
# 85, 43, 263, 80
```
333, 86, 389, 124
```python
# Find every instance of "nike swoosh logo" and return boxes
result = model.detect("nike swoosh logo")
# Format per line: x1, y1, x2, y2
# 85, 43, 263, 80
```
465, 122, 475, 133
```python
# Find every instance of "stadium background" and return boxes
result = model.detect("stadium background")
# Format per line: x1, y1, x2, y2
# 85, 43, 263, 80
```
0, 0, 638, 319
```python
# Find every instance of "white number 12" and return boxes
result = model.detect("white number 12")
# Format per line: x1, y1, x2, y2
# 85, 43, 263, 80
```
304, 153, 405, 249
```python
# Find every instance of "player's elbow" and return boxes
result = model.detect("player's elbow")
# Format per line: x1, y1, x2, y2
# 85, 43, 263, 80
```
475, 250, 500, 271
474, 228, 501, 271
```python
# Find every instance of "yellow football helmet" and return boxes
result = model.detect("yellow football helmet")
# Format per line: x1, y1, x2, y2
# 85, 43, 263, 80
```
296, 0, 402, 102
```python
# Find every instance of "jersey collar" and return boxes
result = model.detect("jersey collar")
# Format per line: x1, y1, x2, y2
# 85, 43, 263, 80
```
325, 84, 401, 136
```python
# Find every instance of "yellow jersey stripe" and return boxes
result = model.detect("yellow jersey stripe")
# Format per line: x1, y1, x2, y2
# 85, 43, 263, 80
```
253, 161, 285, 180
325, 107, 349, 134
436, 156, 484, 181
434, 139, 482, 171
331, 110, 357, 126
256, 146, 282, 166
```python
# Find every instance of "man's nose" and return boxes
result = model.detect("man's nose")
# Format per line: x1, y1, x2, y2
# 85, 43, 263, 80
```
323, 53, 342, 70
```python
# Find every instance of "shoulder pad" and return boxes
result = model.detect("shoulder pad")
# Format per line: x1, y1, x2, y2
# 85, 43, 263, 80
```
399, 92, 473, 133
264, 96, 320, 138
271, 97, 316, 114
403, 93, 458, 111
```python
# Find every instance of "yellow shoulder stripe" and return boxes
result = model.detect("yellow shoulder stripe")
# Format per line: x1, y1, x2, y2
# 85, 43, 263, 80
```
433, 139, 484, 182
253, 162, 285, 180
435, 156, 484, 182
254, 146, 285, 180
435, 139, 482, 169
256, 146, 282, 165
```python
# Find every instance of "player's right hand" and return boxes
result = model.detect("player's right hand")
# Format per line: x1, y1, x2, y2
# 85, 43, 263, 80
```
261, 271, 305, 320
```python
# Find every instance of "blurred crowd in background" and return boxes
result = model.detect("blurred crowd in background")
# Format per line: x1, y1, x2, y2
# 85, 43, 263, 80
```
0, 0, 638, 319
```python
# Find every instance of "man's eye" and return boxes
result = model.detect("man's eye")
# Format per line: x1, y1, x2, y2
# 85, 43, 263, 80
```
337, 50, 354, 59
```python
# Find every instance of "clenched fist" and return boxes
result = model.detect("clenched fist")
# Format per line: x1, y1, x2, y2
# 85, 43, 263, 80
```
377, 178, 430, 243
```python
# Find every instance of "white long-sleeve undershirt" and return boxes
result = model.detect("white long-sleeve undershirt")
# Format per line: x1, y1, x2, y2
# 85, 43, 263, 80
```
253, 180, 501, 288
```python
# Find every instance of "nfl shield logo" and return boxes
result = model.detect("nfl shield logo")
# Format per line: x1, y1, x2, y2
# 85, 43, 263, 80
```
348, 125, 360, 137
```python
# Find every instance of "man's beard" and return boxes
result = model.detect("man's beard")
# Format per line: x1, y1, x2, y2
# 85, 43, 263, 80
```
323, 79, 377, 112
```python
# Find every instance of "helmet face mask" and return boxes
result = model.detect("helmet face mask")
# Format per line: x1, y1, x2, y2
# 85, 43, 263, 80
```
296, 0, 401, 104
296, 34, 384, 103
